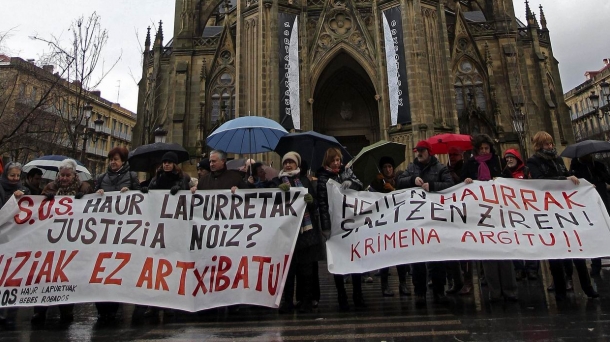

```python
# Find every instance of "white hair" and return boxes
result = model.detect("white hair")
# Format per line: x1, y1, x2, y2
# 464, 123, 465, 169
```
58, 159, 78, 173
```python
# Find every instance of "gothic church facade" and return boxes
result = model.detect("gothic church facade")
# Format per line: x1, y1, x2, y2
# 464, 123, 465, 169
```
134, 0, 572, 166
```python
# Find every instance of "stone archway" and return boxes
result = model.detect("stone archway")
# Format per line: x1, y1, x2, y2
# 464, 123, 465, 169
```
313, 52, 379, 157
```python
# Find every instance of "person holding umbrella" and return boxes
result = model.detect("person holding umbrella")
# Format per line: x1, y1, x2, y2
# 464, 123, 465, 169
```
316, 147, 365, 311
144, 152, 190, 194
24, 168, 43, 195
194, 150, 248, 192
570, 152, 610, 277
32, 159, 93, 325
369, 156, 410, 297
270, 152, 320, 313
396, 140, 454, 306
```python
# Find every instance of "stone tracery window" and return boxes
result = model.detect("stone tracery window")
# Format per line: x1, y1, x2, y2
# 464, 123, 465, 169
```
209, 71, 236, 124
454, 59, 487, 113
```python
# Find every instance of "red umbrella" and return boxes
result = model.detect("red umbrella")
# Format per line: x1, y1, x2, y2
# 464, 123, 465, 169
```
425, 133, 472, 154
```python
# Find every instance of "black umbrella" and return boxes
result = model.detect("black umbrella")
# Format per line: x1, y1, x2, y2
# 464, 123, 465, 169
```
274, 131, 351, 171
128, 142, 190, 172
560, 140, 610, 158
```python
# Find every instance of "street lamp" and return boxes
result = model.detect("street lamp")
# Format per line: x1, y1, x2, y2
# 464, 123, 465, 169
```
154, 125, 168, 143
80, 103, 104, 165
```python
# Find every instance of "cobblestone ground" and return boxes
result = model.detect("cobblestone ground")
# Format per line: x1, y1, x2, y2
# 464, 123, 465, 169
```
2, 262, 610, 341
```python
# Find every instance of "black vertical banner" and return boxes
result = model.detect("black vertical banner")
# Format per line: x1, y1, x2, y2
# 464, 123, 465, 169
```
382, 7, 411, 125
278, 12, 300, 131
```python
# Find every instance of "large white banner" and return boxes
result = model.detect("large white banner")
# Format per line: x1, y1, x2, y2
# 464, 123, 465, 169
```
0, 189, 306, 311
326, 178, 610, 274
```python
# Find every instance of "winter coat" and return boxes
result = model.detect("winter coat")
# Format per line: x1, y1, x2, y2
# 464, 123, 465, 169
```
23, 182, 41, 196
316, 166, 363, 232
0, 182, 29, 209
448, 159, 464, 184
396, 156, 454, 191
94, 164, 141, 192
526, 152, 569, 180
501, 148, 529, 179
269, 174, 322, 263
42, 181, 93, 196
370, 171, 400, 193
197, 167, 248, 190
570, 158, 610, 213
149, 169, 190, 190
461, 154, 502, 181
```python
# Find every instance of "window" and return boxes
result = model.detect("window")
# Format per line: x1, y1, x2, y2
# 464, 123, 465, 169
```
209, 70, 236, 124
31, 87, 38, 101
454, 59, 487, 113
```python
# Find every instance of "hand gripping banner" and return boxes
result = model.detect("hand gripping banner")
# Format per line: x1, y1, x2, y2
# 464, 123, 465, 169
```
325, 179, 610, 274
0, 189, 306, 311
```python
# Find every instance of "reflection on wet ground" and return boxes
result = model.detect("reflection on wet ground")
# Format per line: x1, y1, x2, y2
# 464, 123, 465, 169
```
2, 262, 610, 341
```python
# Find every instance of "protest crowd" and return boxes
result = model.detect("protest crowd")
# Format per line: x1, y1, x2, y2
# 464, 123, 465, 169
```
1, 126, 610, 328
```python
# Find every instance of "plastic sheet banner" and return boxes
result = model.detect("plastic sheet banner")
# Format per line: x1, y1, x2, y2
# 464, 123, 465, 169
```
0, 189, 306, 311
325, 178, 610, 274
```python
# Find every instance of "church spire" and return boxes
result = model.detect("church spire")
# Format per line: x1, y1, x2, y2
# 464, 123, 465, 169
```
154, 20, 164, 47
539, 5, 547, 30
144, 26, 151, 51
525, 0, 532, 21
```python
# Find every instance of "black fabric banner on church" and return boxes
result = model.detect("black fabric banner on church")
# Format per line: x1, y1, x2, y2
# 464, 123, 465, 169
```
278, 12, 301, 131
382, 7, 411, 125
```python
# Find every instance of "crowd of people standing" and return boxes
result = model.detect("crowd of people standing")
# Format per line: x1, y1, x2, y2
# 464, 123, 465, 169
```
0, 129, 609, 328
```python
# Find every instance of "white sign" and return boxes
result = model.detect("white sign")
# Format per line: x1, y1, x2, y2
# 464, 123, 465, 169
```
326, 179, 610, 274
0, 189, 306, 311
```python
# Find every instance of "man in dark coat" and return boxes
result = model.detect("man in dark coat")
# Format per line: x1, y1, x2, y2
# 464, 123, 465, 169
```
396, 140, 454, 305
570, 153, 610, 276
24, 167, 43, 195
195, 150, 248, 191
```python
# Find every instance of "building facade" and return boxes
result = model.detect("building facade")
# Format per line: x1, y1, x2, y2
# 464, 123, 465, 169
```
564, 59, 610, 143
0, 55, 136, 176
134, 0, 573, 169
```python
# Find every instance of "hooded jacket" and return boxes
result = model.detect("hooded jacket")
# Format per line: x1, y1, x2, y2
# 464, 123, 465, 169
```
501, 148, 529, 179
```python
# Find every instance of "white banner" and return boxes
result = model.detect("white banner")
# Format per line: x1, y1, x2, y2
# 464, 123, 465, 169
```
0, 189, 306, 311
326, 178, 610, 274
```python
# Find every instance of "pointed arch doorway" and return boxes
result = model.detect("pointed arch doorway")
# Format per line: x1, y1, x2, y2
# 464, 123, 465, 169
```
312, 52, 380, 157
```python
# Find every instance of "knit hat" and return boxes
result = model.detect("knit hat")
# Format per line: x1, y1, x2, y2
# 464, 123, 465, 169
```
161, 151, 179, 164
282, 151, 301, 166
414, 140, 434, 156
197, 158, 210, 172
378, 156, 395, 169
504, 152, 517, 159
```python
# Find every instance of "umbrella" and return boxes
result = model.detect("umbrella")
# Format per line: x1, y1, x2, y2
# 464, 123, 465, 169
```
425, 133, 472, 155
348, 140, 407, 188
128, 142, 190, 172
274, 131, 352, 171
23, 155, 92, 181
560, 140, 610, 158
206, 116, 288, 154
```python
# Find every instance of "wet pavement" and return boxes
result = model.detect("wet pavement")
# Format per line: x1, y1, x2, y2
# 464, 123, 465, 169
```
2, 261, 610, 341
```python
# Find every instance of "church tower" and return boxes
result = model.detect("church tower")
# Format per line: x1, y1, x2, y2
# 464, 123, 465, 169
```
134, 0, 573, 169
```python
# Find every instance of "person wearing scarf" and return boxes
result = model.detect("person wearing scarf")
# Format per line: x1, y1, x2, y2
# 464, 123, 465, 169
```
316, 147, 364, 311
0, 162, 28, 328
270, 152, 321, 313
527, 131, 598, 301
33, 159, 92, 325
462, 134, 518, 303
0, 162, 28, 207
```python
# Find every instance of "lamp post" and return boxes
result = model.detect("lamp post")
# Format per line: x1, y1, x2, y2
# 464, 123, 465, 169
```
154, 125, 168, 143
80, 103, 104, 168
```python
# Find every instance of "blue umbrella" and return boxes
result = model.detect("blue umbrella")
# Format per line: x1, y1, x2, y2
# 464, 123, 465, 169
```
206, 116, 289, 154
274, 131, 352, 171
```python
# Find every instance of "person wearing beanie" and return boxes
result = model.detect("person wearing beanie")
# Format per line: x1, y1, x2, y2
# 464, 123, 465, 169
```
368, 155, 410, 297
194, 149, 248, 192
197, 158, 211, 180
270, 151, 321, 314
145, 151, 190, 195
396, 140, 454, 306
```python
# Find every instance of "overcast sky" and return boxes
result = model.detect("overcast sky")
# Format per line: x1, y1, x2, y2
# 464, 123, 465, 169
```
1, 1, 609, 113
